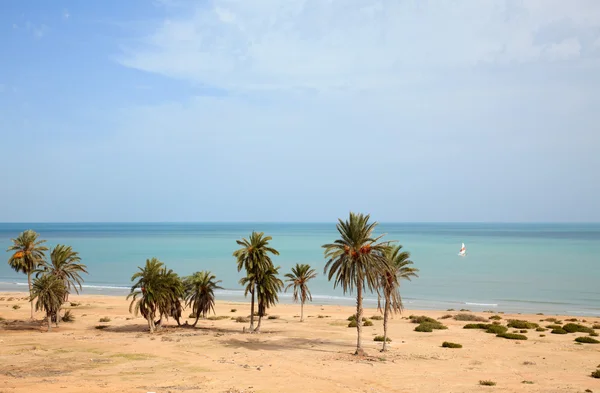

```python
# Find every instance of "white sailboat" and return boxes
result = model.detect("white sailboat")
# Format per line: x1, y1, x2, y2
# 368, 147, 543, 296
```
458, 242, 466, 257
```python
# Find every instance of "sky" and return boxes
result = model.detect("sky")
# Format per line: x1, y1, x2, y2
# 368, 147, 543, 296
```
0, 0, 599, 223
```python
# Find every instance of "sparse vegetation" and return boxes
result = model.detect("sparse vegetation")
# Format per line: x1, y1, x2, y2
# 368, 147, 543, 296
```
348, 320, 358, 328
268, 315, 280, 320
497, 332, 528, 340
463, 323, 489, 329
539, 334, 545, 337
479, 380, 496, 386
536, 327, 546, 332
447, 309, 455, 311
519, 329, 528, 333
489, 315, 502, 320
409, 315, 437, 324
590, 332, 599, 337
507, 320, 538, 329
486, 325, 508, 334
522, 380, 534, 384
593, 324, 600, 329
371, 315, 383, 320
415, 321, 447, 332
70, 302, 81, 307
12, 305, 20, 310
99, 317, 111, 322
460, 309, 471, 312
544, 317, 559, 322
235, 316, 249, 323
563, 323, 594, 334
442, 341, 462, 348
95, 325, 108, 330
363, 319, 373, 326
454, 313, 487, 322
592, 369, 600, 378
440, 314, 453, 319
207, 315, 230, 320
230, 309, 237, 312
551, 328, 568, 334
575, 336, 599, 344
61, 310, 75, 322
374, 335, 392, 342
546, 324, 562, 329
565, 318, 578, 322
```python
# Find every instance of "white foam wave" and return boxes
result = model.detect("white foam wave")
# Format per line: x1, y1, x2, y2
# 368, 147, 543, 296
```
465, 302, 498, 307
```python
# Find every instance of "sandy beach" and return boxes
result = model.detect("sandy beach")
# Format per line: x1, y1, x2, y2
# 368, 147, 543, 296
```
1, 292, 599, 393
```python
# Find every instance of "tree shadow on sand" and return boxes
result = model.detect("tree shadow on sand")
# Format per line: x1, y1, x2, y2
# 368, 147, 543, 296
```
221, 336, 351, 354
0, 319, 45, 332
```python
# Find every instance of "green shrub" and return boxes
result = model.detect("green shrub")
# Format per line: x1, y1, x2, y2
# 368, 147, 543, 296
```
535, 327, 546, 332
463, 323, 489, 329
546, 324, 562, 330
460, 309, 471, 312
61, 310, 75, 323
440, 314, 453, 319
446, 309, 455, 311
95, 325, 108, 330
592, 324, 600, 329
507, 320, 538, 329
374, 335, 391, 342
536, 313, 543, 315
348, 315, 367, 322
563, 323, 594, 334
371, 315, 383, 321
235, 316, 249, 323
363, 320, 373, 326
539, 334, 546, 337
590, 332, 599, 337
230, 309, 237, 312
591, 369, 600, 378
348, 320, 358, 328
189, 313, 197, 319
268, 315, 280, 320
12, 305, 20, 310
479, 380, 496, 386
486, 325, 508, 334
575, 336, 599, 344
519, 330, 528, 333
410, 315, 437, 324
551, 328, 568, 334
442, 341, 462, 348
70, 302, 81, 307
99, 317, 111, 322
565, 318, 578, 322
454, 314, 487, 322
489, 315, 502, 320
415, 321, 447, 332
207, 315, 230, 320
492, 321, 501, 325
522, 380, 534, 384
544, 317, 559, 322
497, 332, 528, 340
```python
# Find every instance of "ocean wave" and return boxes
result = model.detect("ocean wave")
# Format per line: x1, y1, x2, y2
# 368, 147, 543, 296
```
465, 302, 498, 307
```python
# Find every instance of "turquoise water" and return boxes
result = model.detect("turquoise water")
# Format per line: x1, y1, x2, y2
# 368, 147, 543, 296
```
1, 223, 599, 315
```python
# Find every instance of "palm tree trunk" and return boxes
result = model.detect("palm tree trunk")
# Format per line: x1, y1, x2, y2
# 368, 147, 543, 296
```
147, 316, 155, 333
47, 312, 52, 332
255, 314, 262, 333
355, 278, 365, 356
28, 272, 34, 320
382, 299, 389, 352
193, 314, 200, 327
249, 287, 255, 331
300, 300, 304, 322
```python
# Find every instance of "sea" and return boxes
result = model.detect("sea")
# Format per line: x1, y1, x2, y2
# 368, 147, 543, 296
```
1, 223, 599, 316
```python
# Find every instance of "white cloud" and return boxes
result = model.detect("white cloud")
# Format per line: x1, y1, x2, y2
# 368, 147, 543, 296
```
24, 21, 48, 39
63, 9, 70, 20
118, 0, 600, 92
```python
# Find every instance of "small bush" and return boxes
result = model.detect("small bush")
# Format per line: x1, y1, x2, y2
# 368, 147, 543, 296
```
546, 324, 562, 330
497, 332, 528, 340
565, 318, 578, 322
479, 380, 496, 386
410, 315, 437, 324
95, 325, 108, 330
593, 324, 600, 329
575, 336, 599, 344
268, 315, 280, 320
235, 316, 249, 323
446, 309, 455, 311
415, 321, 447, 332
7, 297, 14, 301
590, 332, 599, 337
486, 325, 508, 334
591, 369, 600, 378
348, 320, 358, 328
363, 320, 373, 326
62, 310, 75, 322
551, 328, 568, 334
188, 313, 197, 319
507, 320, 538, 329
535, 327, 546, 332
519, 330, 528, 333
563, 323, 594, 334
522, 380, 534, 384
374, 335, 391, 342
544, 317, 559, 322
70, 302, 81, 307
99, 317, 111, 322
371, 315, 383, 321
207, 315, 230, 320
536, 313, 544, 315
539, 334, 545, 337
12, 305, 20, 310
230, 309, 237, 313
442, 341, 462, 348
347, 315, 366, 322
439, 314, 453, 319
460, 309, 471, 312
463, 323, 489, 329
489, 315, 502, 320
454, 314, 487, 322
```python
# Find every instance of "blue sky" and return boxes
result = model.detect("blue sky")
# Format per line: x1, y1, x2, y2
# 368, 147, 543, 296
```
1, 0, 599, 222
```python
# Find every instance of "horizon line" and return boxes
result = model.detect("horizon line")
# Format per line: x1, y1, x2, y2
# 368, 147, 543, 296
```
1, 221, 599, 225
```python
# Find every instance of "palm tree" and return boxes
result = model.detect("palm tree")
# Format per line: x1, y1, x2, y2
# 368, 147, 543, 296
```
323, 212, 390, 356
127, 258, 182, 333
31, 274, 66, 332
284, 263, 317, 322
7, 230, 48, 319
157, 269, 184, 328
254, 265, 283, 332
184, 271, 223, 327
233, 232, 279, 331
39, 245, 87, 300
378, 245, 419, 351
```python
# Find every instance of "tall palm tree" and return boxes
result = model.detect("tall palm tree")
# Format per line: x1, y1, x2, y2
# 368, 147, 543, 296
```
233, 232, 279, 331
284, 263, 317, 322
378, 245, 419, 351
157, 269, 184, 328
127, 258, 181, 333
31, 274, 66, 332
184, 271, 223, 327
39, 245, 87, 300
7, 230, 48, 319
323, 212, 390, 356
254, 265, 283, 332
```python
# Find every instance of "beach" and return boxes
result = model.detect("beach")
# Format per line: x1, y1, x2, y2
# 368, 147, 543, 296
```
1, 292, 599, 393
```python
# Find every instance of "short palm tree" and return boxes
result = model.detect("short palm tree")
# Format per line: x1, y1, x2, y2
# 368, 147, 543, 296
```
323, 212, 390, 355
284, 263, 317, 322
185, 271, 223, 327
7, 230, 48, 319
39, 245, 87, 300
127, 258, 182, 333
31, 274, 66, 332
233, 232, 279, 331
378, 244, 419, 351
254, 265, 283, 332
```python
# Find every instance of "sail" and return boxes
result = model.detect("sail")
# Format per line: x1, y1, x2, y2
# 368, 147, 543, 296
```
458, 242, 466, 256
